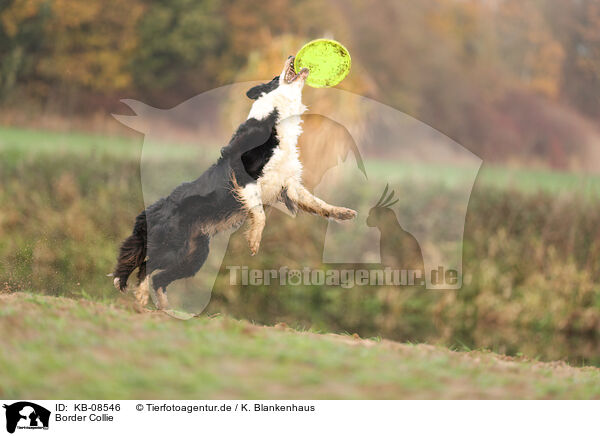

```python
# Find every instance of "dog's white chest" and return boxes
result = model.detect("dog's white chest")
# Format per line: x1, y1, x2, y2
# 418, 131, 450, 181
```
258, 116, 303, 204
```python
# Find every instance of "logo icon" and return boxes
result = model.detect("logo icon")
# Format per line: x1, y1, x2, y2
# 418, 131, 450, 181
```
3, 402, 50, 434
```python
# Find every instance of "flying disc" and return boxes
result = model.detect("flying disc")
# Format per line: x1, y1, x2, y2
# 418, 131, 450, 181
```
294, 39, 351, 88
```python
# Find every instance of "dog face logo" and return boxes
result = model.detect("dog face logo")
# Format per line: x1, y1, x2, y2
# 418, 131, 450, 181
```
3, 402, 50, 434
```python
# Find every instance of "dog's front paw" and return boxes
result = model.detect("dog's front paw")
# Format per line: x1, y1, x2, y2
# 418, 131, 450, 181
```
333, 207, 357, 220
248, 238, 260, 256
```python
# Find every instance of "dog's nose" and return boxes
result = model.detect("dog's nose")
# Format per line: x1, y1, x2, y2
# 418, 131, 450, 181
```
288, 55, 293, 59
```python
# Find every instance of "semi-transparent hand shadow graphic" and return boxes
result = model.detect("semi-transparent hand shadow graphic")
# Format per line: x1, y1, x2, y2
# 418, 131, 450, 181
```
114, 83, 481, 315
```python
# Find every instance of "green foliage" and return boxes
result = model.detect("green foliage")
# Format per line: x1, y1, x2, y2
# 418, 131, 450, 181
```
130, 0, 224, 92
0, 0, 598, 113
0, 0, 51, 98
0, 0, 333, 104
1, 0, 145, 99
1, 1, 599, 169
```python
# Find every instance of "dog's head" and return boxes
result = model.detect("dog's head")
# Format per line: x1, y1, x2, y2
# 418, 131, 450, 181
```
246, 56, 309, 120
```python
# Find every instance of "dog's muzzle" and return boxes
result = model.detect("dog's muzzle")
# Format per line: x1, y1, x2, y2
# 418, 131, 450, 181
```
284, 56, 309, 84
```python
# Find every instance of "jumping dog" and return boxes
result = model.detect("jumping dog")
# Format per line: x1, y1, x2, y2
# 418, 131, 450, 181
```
113, 56, 357, 309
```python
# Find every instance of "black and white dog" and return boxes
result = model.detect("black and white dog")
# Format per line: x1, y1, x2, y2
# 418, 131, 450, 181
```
113, 56, 357, 309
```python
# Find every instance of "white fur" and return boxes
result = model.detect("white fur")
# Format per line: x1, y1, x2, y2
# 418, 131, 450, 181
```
258, 115, 304, 205
238, 182, 262, 209
247, 69, 307, 206
247, 83, 307, 121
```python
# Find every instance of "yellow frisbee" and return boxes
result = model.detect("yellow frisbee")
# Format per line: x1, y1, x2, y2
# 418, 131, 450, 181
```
294, 39, 351, 88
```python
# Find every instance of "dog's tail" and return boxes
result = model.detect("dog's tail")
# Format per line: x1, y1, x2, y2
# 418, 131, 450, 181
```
113, 211, 147, 292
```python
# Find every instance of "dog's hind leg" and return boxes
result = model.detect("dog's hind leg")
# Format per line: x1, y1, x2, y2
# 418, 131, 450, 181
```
151, 233, 210, 310
154, 287, 169, 310
133, 275, 151, 312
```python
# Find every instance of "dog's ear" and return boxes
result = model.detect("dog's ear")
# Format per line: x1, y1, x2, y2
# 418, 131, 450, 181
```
246, 85, 265, 100
246, 76, 280, 100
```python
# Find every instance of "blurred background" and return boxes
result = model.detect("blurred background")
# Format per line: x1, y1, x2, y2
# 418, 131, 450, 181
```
1, 0, 600, 364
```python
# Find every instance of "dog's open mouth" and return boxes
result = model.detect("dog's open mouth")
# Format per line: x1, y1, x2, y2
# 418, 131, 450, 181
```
284, 56, 309, 84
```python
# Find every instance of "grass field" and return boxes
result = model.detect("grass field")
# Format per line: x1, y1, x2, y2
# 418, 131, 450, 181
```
2, 125, 600, 384
2, 292, 600, 399
3, 125, 600, 193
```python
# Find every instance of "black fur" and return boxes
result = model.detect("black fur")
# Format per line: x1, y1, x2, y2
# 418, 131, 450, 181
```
241, 126, 279, 179
280, 187, 298, 215
114, 211, 147, 291
246, 76, 279, 100
113, 87, 282, 295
